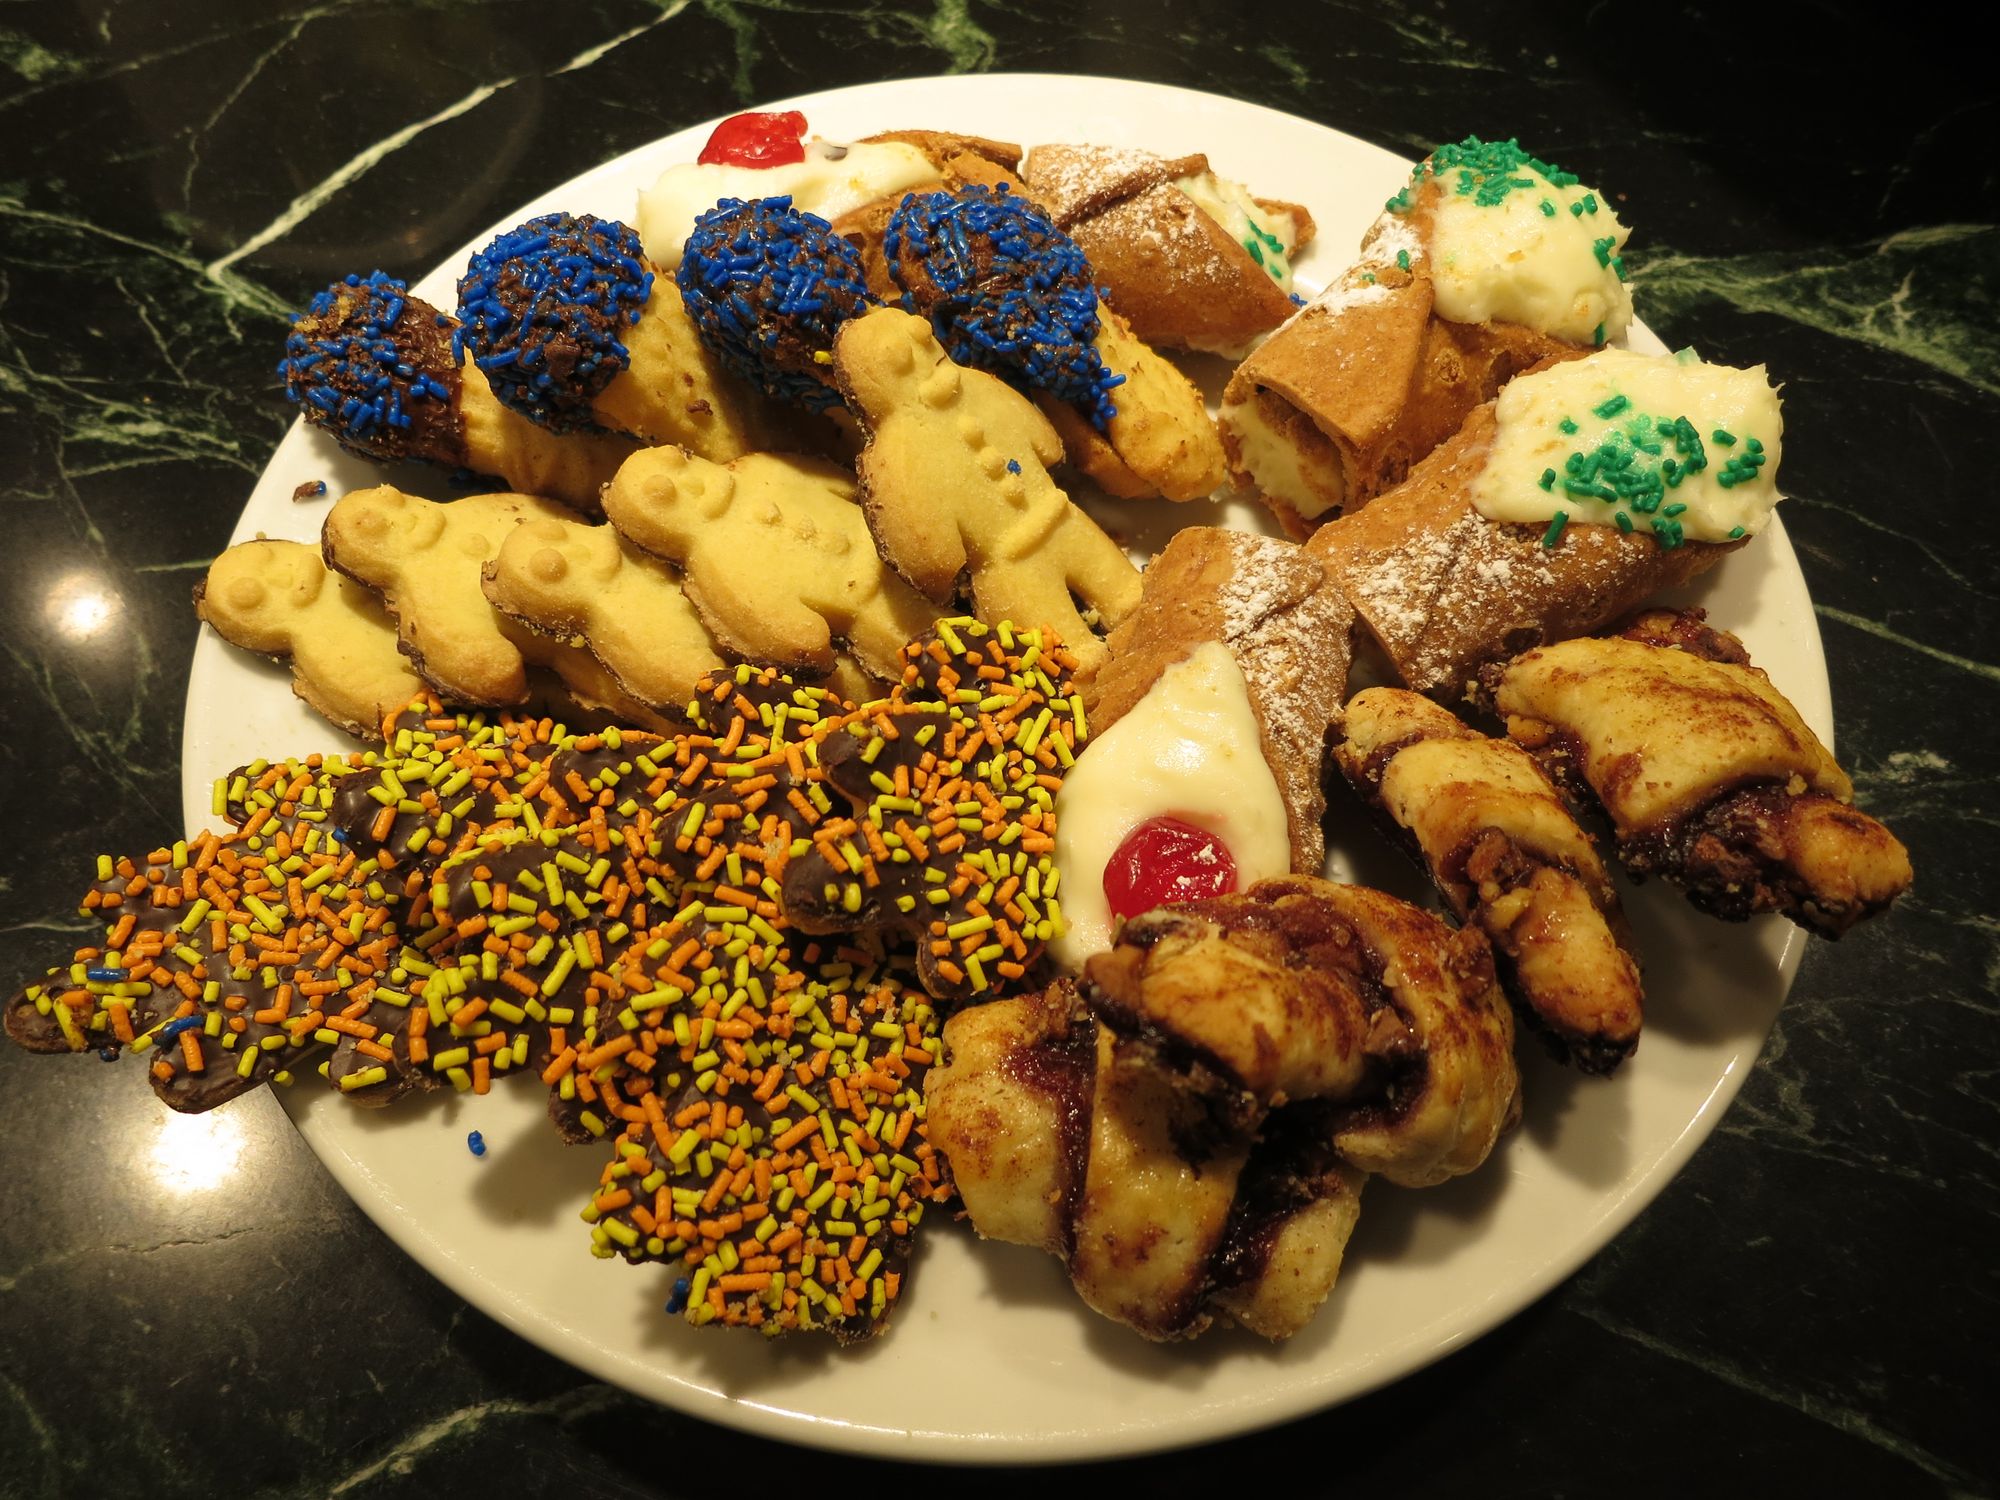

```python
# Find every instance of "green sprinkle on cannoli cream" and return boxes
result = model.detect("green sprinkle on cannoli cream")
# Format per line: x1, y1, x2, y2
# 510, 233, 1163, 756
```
1471, 349, 1783, 547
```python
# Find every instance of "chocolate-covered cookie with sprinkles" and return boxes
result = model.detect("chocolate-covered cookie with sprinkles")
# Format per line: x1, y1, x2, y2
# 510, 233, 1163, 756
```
278, 270, 634, 513
780, 617, 1084, 1003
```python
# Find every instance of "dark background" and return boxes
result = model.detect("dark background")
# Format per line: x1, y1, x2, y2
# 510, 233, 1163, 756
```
1, 4, 1994, 1495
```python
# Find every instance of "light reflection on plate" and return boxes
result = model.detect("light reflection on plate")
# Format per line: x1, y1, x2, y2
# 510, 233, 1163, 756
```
180, 75, 1815, 1462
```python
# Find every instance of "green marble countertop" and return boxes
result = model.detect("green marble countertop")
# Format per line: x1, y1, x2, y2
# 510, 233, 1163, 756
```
1, 3, 1993, 1495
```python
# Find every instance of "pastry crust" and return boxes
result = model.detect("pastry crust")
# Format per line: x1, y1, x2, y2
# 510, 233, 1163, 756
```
1488, 610, 1912, 936
1308, 404, 1740, 701
1335, 687, 1643, 1072
1220, 200, 1582, 534
926, 877, 1518, 1342
1081, 527, 1354, 872
1022, 143, 1316, 355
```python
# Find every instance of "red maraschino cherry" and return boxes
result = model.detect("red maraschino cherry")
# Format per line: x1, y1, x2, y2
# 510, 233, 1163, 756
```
1102, 816, 1237, 920
697, 110, 809, 168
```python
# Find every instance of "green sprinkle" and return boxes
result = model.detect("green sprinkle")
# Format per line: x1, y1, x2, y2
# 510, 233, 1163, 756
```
1712, 428, 1737, 446
1592, 321, 1605, 345
1559, 416, 1579, 435
1593, 236, 1617, 267
1541, 511, 1569, 549
1540, 198, 1556, 217
1538, 467, 1557, 491
1396, 248, 1411, 271
1593, 394, 1630, 419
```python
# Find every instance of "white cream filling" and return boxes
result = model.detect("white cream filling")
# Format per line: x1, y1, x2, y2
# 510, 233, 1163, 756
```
1219, 392, 1342, 520
1472, 348, 1784, 542
637, 138, 935, 268
1426, 165, 1631, 345
1050, 643, 1291, 971
1174, 171, 1299, 289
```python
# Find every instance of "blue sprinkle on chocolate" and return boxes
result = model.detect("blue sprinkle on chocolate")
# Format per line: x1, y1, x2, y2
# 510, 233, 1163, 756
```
676, 197, 874, 412
455, 213, 654, 432
278, 271, 464, 464
885, 185, 1122, 430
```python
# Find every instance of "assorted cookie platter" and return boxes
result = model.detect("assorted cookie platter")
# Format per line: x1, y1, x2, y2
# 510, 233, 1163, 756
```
27, 75, 1892, 1456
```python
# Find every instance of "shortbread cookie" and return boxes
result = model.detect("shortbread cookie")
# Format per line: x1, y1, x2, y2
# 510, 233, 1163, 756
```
322, 487, 572, 705
1036, 305, 1227, 502
601, 447, 941, 682
281, 271, 636, 512
832, 307, 1141, 672
481, 514, 726, 712
779, 618, 1083, 1002
675, 198, 876, 413
1081, 527, 1354, 872
884, 185, 1225, 501
452, 212, 796, 456
195, 539, 423, 738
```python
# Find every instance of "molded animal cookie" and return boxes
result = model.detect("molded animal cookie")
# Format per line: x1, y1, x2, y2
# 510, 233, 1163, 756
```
832, 307, 1141, 673
602, 447, 941, 683
195, 538, 423, 738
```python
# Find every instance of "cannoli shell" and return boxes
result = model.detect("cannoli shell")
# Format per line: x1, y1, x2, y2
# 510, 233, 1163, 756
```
1223, 247, 1582, 536
1308, 404, 1743, 702
1023, 143, 1315, 354
1081, 527, 1354, 872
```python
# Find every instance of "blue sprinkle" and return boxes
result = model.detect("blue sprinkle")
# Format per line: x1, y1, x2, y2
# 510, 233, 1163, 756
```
467, 1130, 487, 1158
665, 1276, 692, 1315
677, 197, 874, 411
85, 966, 122, 982
158, 1016, 204, 1041
884, 186, 1122, 430
97, 1046, 119, 1062
1005, 458, 1021, 474
455, 214, 654, 432
279, 271, 453, 458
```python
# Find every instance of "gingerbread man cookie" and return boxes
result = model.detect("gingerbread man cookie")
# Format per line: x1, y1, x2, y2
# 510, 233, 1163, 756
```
601, 446, 941, 682
832, 308, 1140, 673
481, 514, 727, 713
322, 487, 573, 705
195, 539, 423, 738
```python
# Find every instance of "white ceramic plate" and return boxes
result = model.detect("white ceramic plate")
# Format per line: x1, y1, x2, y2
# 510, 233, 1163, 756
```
181, 74, 1819, 1462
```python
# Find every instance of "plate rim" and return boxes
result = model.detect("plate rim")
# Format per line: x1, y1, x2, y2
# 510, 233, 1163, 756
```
180, 71, 1820, 1463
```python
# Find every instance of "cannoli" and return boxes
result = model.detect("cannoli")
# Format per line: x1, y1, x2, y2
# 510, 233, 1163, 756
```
1333, 687, 1643, 1072
1052, 528, 1353, 969
450, 211, 796, 456
884, 184, 1226, 501
1309, 347, 1783, 700
1022, 143, 1315, 356
1486, 609, 1913, 937
279, 271, 637, 513
1221, 136, 1632, 533
924, 876, 1517, 1341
